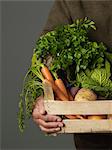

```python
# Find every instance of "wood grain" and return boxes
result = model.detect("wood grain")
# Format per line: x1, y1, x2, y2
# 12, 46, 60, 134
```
44, 100, 112, 115
58, 119, 112, 133
44, 100, 112, 133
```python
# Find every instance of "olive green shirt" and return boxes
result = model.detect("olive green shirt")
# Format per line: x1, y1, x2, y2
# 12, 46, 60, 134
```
42, 0, 112, 49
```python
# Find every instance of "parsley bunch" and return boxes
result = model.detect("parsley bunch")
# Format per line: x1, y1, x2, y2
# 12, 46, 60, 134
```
35, 18, 107, 79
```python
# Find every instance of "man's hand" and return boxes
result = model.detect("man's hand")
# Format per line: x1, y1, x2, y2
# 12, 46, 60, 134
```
32, 96, 64, 134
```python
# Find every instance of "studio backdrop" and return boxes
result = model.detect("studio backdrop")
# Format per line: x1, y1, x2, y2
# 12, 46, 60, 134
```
1, 1, 75, 150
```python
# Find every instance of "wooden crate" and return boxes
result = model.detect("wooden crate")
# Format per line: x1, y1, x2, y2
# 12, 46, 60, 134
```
43, 83, 112, 133
44, 100, 112, 133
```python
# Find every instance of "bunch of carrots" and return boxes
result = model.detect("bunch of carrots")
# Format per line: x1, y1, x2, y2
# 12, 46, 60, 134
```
29, 53, 85, 120
31, 55, 78, 119
41, 63, 81, 119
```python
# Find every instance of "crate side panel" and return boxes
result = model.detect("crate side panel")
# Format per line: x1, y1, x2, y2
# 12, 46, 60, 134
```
58, 119, 112, 133
44, 101, 112, 115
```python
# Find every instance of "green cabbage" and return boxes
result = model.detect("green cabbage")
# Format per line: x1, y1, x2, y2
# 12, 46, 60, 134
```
76, 60, 112, 98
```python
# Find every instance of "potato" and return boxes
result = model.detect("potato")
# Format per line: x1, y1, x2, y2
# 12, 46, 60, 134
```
74, 88, 97, 101
88, 115, 107, 120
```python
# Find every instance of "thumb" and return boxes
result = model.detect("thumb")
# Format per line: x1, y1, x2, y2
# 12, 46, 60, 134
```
38, 96, 46, 115
39, 105, 46, 115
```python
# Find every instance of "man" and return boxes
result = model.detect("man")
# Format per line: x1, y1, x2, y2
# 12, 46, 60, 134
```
32, 0, 112, 149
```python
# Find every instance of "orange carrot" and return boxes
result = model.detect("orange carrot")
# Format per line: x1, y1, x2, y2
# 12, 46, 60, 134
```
76, 115, 87, 119
66, 115, 86, 119
55, 78, 69, 99
43, 79, 68, 101
55, 80, 79, 119
41, 66, 54, 83
55, 79, 79, 119
41, 67, 80, 119
44, 79, 82, 119
55, 96, 60, 100
67, 89, 79, 119
52, 82, 68, 101
65, 115, 77, 119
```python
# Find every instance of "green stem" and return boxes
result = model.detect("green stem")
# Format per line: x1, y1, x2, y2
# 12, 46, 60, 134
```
52, 71, 58, 80
31, 67, 44, 81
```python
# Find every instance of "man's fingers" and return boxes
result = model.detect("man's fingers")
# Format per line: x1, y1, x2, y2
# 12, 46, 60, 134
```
42, 114, 62, 122
32, 96, 64, 134
35, 119, 63, 128
39, 125, 61, 134
33, 111, 62, 122
32, 106, 62, 122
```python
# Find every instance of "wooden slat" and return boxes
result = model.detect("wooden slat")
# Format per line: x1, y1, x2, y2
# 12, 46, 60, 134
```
44, 100, 112, 115
43, 82, 54, 101
58, 119, 112, 133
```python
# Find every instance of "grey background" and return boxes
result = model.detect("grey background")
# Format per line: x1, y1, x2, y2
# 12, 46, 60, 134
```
1, 1, 75, 150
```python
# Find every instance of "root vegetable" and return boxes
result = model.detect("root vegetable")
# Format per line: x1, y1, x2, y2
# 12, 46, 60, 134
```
88, 115, 107, 120
74, 88, 97, 101
74, 88, 107, 119
55, 78, 69, 99
65, 115, 78, 119
41, 65, 54, 83
45, 80, 68, 101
